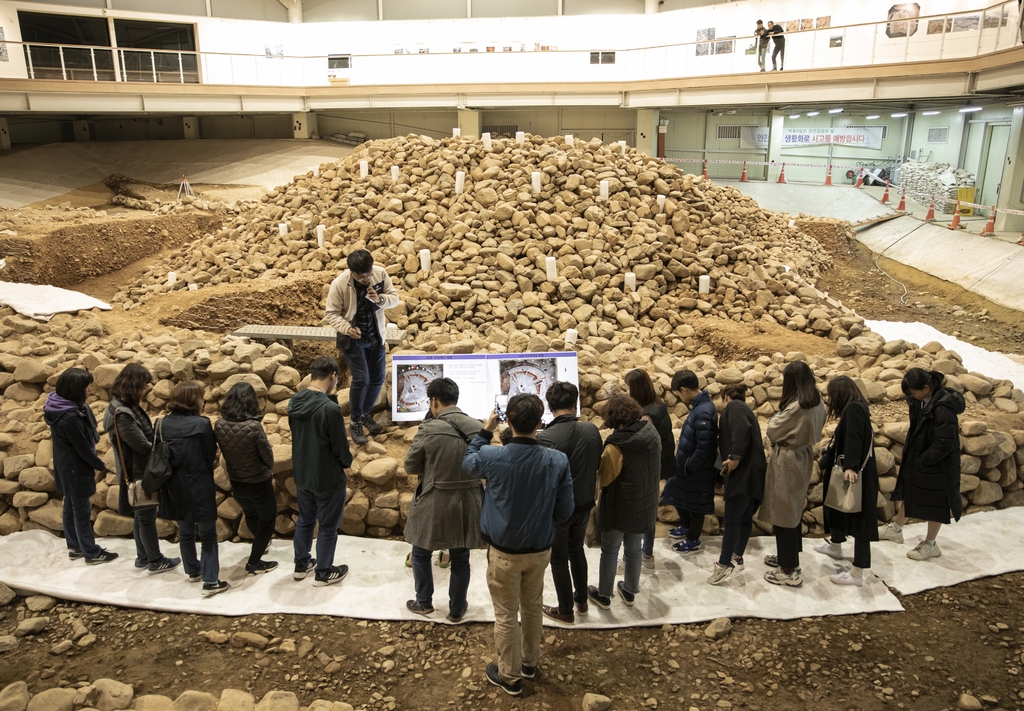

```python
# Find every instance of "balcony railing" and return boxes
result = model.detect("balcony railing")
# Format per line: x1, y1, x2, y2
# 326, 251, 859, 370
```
21, 44, 199, 83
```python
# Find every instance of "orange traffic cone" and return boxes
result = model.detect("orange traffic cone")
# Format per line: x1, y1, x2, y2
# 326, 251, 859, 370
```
981, 207, 996, 235
854, 167, 864, 188
702, 160, 708, 179
948, 201, 961, 230
824, 164, 833, 186
897, 187, 906, 211
924, 195, 936, 222
777, 163, 787, 184
880, 181, 890, 204
740, 161, 749, 182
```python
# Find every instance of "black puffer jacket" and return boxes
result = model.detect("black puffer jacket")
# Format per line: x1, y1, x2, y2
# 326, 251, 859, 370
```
214, 417, 274, 484
597, 420, 662, 534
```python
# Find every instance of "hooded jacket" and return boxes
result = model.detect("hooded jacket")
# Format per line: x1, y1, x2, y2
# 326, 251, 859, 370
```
214, 416, 274, 484
288, 388, 353, 494
160, 412, 218, 523
596, 419, 662, 534
662, 390, 719, 515
44, 394, 105, 498
103, 398, 153, 516
893, 386, 965, 524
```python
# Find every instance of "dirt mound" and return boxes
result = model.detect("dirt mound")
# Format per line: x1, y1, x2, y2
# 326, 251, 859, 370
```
795, 218, 856, 261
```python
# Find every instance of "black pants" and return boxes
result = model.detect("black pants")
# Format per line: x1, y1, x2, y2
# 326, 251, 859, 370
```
719, 495, 759, 566
772, 42, 785, 69
774, 523, 803, 570
679, 510, 705, 542
830, 531, 871, 569
232, 479, 277, 566
550, 505, 592, 614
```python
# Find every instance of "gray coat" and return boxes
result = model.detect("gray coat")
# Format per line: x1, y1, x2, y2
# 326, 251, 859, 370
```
403, 407, 484, 551
758, 400, 826, 529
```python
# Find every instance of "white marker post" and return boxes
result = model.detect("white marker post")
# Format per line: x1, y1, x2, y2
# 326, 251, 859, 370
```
565, 134, 574, 147
312, 166, 320, 177
188, 283, 198, 291
419, 249, 431, 272
452, 128, 461, 137
359, 160, 368, 178
618, 140, 627, 150
657, 195, 666, 212
278, 223, 288, 236
698, 275, 711, 294
532, 172, 541, 193
167, 272, 177, 286
391, 166, 400, 182
516, 131, 525, 147
455, 171, 465, 195
545, 256, 557, 281
482, 132, 492, 150
624, 272, 637, 292
599, 180, 610, 200
316, 224, 325, 248
565, 328, 578, 345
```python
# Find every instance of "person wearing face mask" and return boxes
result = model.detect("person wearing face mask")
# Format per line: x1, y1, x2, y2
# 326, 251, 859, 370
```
879, 368, 965, 561
324, 248, 401, 446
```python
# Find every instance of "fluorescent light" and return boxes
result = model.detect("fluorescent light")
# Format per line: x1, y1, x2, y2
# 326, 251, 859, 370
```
891, 112, 908, 118
806, 111, 820, 117
922, 110, 941, 116
866, 114, 880, 120
959, 106, 982, 113
789, 114, 801, 119
828, 108, 844, 114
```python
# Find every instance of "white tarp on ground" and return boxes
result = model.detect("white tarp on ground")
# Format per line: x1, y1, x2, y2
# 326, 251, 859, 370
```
724, 182, 897, 225
867, 320, 1024, 390
0, 281, 111, 321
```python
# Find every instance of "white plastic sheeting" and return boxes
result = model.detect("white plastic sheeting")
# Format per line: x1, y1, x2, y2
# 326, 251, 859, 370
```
0, 281, 111, 321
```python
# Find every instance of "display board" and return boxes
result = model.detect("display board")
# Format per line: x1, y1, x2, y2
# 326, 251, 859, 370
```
391, 351, 579, 423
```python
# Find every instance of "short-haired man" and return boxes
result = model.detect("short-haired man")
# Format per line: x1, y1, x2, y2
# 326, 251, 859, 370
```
755, 20, 769, 72
288, 356, 353, 586
463, 394, 574, 696
536, 382, 602, 624
324, 248, 400, 447
403, 377, 483, 623
769, 20, 785, 71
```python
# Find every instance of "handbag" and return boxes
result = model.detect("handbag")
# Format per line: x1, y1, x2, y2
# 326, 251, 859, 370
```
585, 492, 601, 548
142, 418, 173, 493
824, 436, 872, 514
112, 409, 159, 509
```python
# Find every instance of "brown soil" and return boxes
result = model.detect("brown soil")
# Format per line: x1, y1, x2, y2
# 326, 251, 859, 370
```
688, 315, 838, 362
2, 572, 1022, 711
25, 179, 266, 212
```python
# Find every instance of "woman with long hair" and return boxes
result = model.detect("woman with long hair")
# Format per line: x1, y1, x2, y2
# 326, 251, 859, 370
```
707, 384, 767, 585
45, 368, 117, 565
816, 376, 879, 586
215, 382, 278, 576
879, 368, 965, 561
162, 381, 226, 596
104, 363, 180, 574
624, 368, 674, 568
759, 361, 826, 588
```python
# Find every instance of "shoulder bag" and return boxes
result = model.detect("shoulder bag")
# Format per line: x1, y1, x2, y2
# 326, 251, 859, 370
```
112, 409, 158, 509
823, 434, 872, 514
142, 418, 174, 493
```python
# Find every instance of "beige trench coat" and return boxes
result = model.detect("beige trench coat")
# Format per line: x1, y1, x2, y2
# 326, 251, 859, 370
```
757, 400, 826, 529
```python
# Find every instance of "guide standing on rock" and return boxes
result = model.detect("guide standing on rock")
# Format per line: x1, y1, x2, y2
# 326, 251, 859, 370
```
324, 248, 400, 446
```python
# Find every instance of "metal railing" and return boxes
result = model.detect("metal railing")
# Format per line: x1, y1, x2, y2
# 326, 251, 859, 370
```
21, 43, 199, 83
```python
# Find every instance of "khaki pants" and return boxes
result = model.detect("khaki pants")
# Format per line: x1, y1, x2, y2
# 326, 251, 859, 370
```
485, 546, 551, 684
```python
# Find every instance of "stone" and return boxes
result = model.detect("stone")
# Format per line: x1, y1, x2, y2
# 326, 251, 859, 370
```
957, 694, 983, 711
171, 692, 219, 711
12, 491, 48, 507
231, 632, 269, 649
704, 617, 733, 640
254, 692, 298, 711
969, 481, 1002, 506
0, 683, 29, 711
207, 360, 240, 381
4, 383, 42, 402
961, 420, 988, 436
13, 360, 54, 384
133, 697, 173, 711
15, 616, 49, 636
0, 636, 18, 654
170, 358, 194, 381
962, 434, 997, 458
78, 633, 97, 648
4, 454, 35, 478
582, 693, 612, 711
91, 679, 134, 711
958, 374, 992, 397
28, 502, 63, 531
50, 639, 73, 655
874, 448, 895, 476
221, 373, 268, 398
94, 511, 134, 537
216, 690, 254, 711
92, 364, 126, 390
714, 368, 744, 385
880, 422, 909, 445
0, 582, 15, 606
18, 467, 56, 492
360, 458, 398, 485
200, 631, 229, 644
366, 508, 400, 528
272, 445, 292, 474
25, 595, 56, 612
27, 688, 76, 711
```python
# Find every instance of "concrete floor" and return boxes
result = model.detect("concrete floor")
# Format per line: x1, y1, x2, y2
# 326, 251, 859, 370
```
0, 139, 354, 208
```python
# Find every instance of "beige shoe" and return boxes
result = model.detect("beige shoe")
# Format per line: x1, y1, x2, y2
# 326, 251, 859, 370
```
907, 540, 941, 561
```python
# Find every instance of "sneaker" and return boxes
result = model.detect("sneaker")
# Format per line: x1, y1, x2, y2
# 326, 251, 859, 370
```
85, 549, 119, 566
406, 600, 434, 615
672, 539, 702, 554
641, 553, 655, 569
586, 585, 611, 611
68, 549, 84, 561
814, 541, 844, 560
245, 560, 279, 576
763, 554, 779, 568
133, 557, 148, 569
362, 415, 384, 436
879, 522, 904, 544
313, 564, 349, 586
405, 552, 412, 568
446, 609, 466, 624
907, 540, 941, 561
521, 665, 536, 680
438, 550, 450, 568
616, 580, 635, 607
350, 421, 368, 446
293, 559, 316, 580
202, 580, 229, 597
668, 525, 689, 539
731, 554, 745, 568
830, 570, 864, 586
543, 605, 573, 624
485, 663, 522, 697
187, 572, 202, 583
575, 600, 588, 615
148, 557, 182, 575
707, 562, 735, 586
764, 568, 804, 587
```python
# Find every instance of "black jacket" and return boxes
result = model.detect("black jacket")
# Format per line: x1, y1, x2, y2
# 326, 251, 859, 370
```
597, 420, 661, 535
45, 404, 105, 498
662, 391, 719, 514
718, 399, 767, 501
104, 399, 154, 516
160, 413, 218, 523
536, 414, 603, 510
214, 417, 274, 484
643, 402, 677, 480
821, 401, 879, 540
288, 388, 352, 494
893, 387, 965, 524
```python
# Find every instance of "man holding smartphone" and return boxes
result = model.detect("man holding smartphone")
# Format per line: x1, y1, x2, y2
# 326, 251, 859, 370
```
324, 249, 400, 446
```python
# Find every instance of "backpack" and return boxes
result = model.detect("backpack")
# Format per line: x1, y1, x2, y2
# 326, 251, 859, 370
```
142, 418, 173, 493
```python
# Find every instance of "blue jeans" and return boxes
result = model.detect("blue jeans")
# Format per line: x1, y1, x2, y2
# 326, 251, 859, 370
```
412, 546, 470, 617
598, 530, 643, 597
642, 526, 655, 557
178, 516, 220, 584
341, 336, 386, 421
63, 492, 101, 559
293, 486, 346, 575
134, 505, 167, 568
719, 495, 758, 567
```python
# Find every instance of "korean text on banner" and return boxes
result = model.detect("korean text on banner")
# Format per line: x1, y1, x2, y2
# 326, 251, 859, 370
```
739, 127, 770, 150
783, 127, 884, 150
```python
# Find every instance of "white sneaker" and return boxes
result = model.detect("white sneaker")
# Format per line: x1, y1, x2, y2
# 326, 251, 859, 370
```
642, 553, 655, 569
731, 554, 745, 568
814, 541, 844, 560
707, 562, 735, 586
878, 523, 904, 544
829, 570, 864, 586
764, 568, 803, 587
907, 540, 941, 561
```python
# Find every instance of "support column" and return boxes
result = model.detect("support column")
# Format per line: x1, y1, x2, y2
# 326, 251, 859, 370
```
278, 0, 302, 23
644, 0, 659, 13
0, 118, 10, 150
458, 109, 480, 139
292, 112, 316, 139
73, 120, 90, 142
182, 116, 198, 139
766, 109, 786, 181
657, 120, 667, 158
995, 105, 1024, 233
636, 108, 657, 158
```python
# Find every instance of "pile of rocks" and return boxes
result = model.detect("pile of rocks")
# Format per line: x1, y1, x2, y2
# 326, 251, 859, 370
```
899, 162, 975, 214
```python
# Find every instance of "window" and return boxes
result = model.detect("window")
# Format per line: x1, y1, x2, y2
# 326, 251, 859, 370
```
328, 55, 352, 69
482, 124, 518, 138
927, 127, 949, 143
589, 51, 616, 64
113, 19, 196, 51
847, 125, 888, 139
18, 11, 110, 46
716, 124, 759, 139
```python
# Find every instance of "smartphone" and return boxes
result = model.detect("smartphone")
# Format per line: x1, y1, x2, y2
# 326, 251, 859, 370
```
494, 395, 508, 422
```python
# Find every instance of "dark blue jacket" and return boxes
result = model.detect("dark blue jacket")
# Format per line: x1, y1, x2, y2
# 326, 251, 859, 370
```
463, 432, 574, 554
662, 390, 719, 515
44, 404, 106, 498
160, 413, 218, 523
